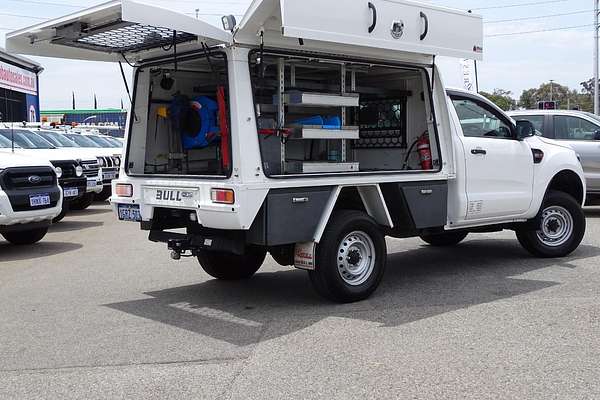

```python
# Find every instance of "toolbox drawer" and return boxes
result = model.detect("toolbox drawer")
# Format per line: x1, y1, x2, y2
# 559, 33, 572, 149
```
263, 187, 333, 246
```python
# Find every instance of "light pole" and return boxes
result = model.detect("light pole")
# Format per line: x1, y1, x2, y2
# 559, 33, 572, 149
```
595, 0, 599, 114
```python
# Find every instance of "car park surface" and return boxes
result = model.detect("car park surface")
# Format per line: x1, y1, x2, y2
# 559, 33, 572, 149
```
1, 203, 600, 399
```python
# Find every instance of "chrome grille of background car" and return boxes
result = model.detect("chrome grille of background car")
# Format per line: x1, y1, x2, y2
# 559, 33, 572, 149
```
81, 160, 100, 178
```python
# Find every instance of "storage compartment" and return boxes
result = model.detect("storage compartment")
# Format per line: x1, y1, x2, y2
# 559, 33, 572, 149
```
249, 187, 333, 246
251, 52, 440, 176
126, 52, 231, 177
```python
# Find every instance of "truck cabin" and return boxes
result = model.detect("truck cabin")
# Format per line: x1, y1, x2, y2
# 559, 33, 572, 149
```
6, 0, 483, 180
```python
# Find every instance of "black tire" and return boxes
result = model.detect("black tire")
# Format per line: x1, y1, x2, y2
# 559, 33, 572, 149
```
69, 193, 95, 210
309, 210, 387, 303
95, 187, 112, 202
516, 191, 585, 258
197, 246, 267, 280
2, 227, 48, 245
52, 208, 67, 223
420, 231, 468, 247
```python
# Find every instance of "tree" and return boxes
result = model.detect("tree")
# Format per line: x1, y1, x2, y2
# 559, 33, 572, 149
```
480, 88, 517, 111
518, 82, 584, 111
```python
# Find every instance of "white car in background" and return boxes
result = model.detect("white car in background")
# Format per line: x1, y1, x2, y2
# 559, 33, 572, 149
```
0, 141, 63, 244
0, 129, 90, 221
54, 130, 122, 202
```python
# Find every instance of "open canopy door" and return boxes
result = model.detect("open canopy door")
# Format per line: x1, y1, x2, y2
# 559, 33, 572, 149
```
236, 0, 483, 61
6, 0, 232, 63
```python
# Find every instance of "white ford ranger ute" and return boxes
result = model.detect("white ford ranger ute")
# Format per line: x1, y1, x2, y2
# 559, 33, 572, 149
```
9, 0, 586, 302
0, 150, 62, 245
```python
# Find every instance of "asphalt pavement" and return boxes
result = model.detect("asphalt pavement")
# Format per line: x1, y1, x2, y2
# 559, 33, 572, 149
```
1, 204, 599, 399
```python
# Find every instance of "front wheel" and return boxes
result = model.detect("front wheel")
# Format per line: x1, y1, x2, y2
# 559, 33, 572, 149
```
197, 247, 267, 280
309, 210, 387, 303
69, 193, 95, 210
52, 208, 67, 223
516, 191, 585, 258
95, 187, 112, 202
2, 227, 48, 245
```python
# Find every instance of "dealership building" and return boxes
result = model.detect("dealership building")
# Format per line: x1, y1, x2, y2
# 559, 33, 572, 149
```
0, 47, 42, 123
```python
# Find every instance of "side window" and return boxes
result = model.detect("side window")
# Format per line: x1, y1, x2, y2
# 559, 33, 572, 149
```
554, 116, 600, 141
514, 115, 545, 136
451, 98, 513, 139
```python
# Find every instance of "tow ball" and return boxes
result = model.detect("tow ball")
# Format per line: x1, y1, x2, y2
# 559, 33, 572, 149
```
167, 239, 196, 260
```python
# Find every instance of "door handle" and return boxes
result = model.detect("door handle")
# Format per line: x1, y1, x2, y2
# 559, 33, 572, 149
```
368, 2, 377, 33
471, 148, 487, 155
420, 12, 429, 40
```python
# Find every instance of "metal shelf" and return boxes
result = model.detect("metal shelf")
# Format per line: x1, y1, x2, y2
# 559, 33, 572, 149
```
288, 126, 360, 140
286, 161, 360, 174
274, 91, 360, 107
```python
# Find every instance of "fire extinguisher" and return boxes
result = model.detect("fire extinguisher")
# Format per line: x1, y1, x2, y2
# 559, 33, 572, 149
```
416, 132, 432, 170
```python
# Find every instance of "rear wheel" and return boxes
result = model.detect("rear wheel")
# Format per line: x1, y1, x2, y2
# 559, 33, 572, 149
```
69, 193, 95, 210
309, 210, 386, 303
197, 247, 267, 280
516, 191, 585, 258
420, 231, 468, 247
2, 227, 48, 245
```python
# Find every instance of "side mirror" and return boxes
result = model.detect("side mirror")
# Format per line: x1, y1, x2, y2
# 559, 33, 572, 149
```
594, 130, 600, 141
515, 120, 535, 140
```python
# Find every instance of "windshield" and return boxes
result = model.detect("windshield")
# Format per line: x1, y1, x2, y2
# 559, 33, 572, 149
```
583, 112, 600, 124
0, 129, 56, 149
86, 135, 115, 147
64, 134, 101, 148
104, 137, 123, 147
0, 133, 20, 148
37, 131, 79, 148
21, 130, 56, 149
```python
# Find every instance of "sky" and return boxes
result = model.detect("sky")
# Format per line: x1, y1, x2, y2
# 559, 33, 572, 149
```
0, 0, 596, 109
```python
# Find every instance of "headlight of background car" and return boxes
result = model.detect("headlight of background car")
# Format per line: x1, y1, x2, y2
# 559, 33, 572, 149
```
97, 157, 105, 167
114, 156, 121, 167
55, 167, 62, 178
75, 165, 83, 177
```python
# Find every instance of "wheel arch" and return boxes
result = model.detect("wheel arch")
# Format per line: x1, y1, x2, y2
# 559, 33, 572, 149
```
313, 185, 393, 243
545, 169, 585, 206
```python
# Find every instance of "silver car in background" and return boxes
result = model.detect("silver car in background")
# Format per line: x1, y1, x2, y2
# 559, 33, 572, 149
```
509, 110, 600, 205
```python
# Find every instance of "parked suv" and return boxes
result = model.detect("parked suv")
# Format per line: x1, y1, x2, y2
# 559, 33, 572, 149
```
30, 128, 103, 209
508, 110, 600, 205
59, 131, 121, 202
0, 129, 87, 221
0, 147, 62, 244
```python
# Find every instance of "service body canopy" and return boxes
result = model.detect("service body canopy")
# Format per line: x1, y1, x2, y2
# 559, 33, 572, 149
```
6, 0, 482, 64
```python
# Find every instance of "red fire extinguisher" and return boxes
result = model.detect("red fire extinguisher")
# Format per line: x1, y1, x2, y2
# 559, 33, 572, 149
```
416, 132, 432, 170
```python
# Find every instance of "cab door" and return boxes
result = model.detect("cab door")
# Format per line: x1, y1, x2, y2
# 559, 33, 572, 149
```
449, 93, 534, 220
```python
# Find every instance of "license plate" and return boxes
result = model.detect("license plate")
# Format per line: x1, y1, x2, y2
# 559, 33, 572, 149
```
103, 171, 117, 180
118, 204, 141, 222
29, 194, 51, 207
87, 180, 98, 189
63, 188, 79, 198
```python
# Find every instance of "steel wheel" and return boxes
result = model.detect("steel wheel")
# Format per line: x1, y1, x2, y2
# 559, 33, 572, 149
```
336, 230, 376, 286
536, 205, 574, 247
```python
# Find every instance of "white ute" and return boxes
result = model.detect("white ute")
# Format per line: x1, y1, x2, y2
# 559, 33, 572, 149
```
0, 151, 62, 245
8, 0, 586, 301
